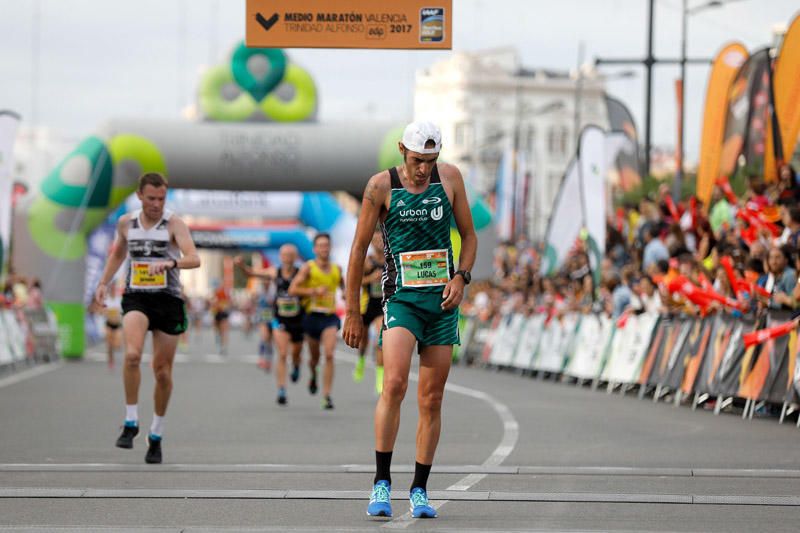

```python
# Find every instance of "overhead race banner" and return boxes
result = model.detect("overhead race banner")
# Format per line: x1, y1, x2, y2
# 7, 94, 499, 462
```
764, 13, 800, 182
696, 42, 748, 209
246, 0, 452, 49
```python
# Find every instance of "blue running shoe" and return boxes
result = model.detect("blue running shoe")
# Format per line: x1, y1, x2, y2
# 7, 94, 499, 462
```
409, 487, 437, 518
366, 480, 392, 517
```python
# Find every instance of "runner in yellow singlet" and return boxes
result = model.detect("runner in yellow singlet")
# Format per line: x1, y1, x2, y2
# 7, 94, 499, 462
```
289, 233, 344, 410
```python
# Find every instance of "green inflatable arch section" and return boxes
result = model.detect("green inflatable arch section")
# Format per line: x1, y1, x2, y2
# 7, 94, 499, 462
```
41, 136, 112, 208
199, 65, 257, 122
261, 64, 317, 122
231, 45, 287, 102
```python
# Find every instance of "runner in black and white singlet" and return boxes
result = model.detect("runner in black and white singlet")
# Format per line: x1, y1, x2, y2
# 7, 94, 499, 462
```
343, 122, 477, 519
235, 244, 305, 405
94, 172, 200, 464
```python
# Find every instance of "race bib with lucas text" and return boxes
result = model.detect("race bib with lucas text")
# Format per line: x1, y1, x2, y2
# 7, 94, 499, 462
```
399, 249, 450, 288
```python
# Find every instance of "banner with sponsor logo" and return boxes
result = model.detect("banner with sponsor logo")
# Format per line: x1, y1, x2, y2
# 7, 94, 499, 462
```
512, 314, 546, 370
602, 312, 659, 384
246, 0, 452, 49
679, 318, 715, 394
488, 312, 525, 367
565, 313, 612, 380
738, 312, 794, 403
764, 13, 800, 182
694, 315, 735, 395
645, 318, 691, 388
463, 309, 800, 413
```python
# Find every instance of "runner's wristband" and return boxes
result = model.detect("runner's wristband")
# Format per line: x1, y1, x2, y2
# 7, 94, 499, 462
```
170, 259, 178, 270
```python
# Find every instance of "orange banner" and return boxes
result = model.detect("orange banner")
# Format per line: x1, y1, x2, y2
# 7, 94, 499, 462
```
246, 0, 452, 49
696, 42, 748, 209
764, 12, 800, 182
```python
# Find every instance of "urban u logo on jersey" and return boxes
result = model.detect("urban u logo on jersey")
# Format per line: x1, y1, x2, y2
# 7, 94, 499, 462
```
398, 197, 444, 222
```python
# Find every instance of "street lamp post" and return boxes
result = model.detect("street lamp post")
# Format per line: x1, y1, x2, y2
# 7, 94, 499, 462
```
675, 0, 725, 201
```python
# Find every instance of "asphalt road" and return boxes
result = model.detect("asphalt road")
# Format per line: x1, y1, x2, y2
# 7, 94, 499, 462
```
1, 327, 800, 532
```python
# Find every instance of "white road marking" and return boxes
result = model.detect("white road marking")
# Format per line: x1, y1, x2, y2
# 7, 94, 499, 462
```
0, 363, 62, 389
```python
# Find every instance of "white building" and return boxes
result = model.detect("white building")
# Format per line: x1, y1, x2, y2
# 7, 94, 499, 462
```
414, 48, 609, 240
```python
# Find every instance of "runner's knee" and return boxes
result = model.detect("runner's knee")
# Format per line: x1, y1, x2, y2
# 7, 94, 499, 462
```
154, 366, 172, 386
418, 389, 444, 413
382, 376, 408, 401
124, 351, 142, 366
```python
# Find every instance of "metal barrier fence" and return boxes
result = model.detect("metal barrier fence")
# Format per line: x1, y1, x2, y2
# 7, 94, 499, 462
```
461, 310, 800, 427
0, 308, 60, 372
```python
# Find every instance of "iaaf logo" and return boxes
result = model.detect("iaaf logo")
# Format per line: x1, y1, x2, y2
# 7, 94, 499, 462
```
421, 8, 442, 16
421, 196, 441, 205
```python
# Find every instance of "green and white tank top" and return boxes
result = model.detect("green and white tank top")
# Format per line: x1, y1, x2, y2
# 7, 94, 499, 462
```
381, 165, 454, 302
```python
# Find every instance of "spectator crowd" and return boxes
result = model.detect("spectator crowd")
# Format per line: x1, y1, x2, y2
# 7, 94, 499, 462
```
464, 165, 800, 325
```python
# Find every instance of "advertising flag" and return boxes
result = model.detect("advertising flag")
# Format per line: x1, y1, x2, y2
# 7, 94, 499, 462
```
696, 43, 748, 208
604, 95, 641, 191
543, 159, 581, 275
764, 13, 800, 182
720, 49, 770, 178
578, 126, 608, 276
0, 111, 21, 278
513, 151, 528, 239
494, 148, 515, 242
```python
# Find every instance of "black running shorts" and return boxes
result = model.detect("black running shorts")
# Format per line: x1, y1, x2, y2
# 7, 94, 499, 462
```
122, 292, 188, 336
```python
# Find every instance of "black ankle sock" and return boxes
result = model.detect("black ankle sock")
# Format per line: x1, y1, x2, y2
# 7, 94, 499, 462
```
411, 462, 432, 491
374, 450, 393, 485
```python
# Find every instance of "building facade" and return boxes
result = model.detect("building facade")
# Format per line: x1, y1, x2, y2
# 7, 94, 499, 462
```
414, 48, 609, 240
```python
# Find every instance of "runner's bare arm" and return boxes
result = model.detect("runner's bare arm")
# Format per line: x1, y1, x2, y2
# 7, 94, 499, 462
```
172, 217, 200, 269
288, 262, 316, 297
346, 173, 388, 315
233, 256, 273, 279
441, 164, 477, 311
93, 216, 131, 306
343, 173, 388, 348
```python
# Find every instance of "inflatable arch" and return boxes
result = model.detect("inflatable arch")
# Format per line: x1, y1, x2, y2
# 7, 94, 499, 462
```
13, 119, 494, 357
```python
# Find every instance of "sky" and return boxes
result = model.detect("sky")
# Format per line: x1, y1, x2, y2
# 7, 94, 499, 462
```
1, 0, 798, 163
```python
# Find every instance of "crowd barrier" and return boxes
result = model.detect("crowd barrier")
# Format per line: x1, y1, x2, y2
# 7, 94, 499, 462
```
0, 307, 60, 371
461, 310, 800, 427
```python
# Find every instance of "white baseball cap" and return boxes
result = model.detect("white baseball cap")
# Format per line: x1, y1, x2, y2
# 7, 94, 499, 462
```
401, 121, 442, 154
